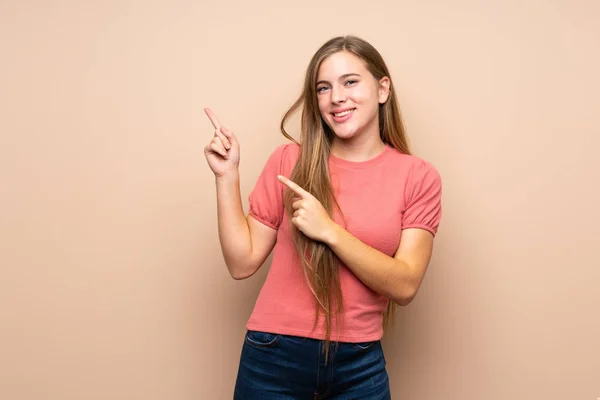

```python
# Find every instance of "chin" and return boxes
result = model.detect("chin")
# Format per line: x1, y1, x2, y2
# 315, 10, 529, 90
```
331, 126, 358, 139
333, 132, 356, 140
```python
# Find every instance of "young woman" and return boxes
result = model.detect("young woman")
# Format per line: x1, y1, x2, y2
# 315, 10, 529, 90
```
204, 35, 442, 399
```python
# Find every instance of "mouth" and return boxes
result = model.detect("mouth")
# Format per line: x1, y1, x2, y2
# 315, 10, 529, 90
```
331, 108, 355, 118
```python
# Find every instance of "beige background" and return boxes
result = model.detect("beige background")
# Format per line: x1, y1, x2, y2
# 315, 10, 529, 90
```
1, 0, 599, 399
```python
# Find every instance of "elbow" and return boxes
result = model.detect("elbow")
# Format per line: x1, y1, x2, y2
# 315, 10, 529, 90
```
227, 261, 260, 281
391, 285, 419, 306
393, 295, 415, 307
230, 271, 250, 280
229, 267, 252, 280
230, 271, 257, 280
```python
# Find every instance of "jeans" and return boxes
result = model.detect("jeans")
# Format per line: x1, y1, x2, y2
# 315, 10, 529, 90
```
233, 330, 391, 399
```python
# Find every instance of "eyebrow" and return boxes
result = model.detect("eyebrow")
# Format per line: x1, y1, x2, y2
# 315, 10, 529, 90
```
316, 73, 361, 86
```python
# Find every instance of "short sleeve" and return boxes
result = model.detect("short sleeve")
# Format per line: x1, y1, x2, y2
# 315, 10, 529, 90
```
402, 160, 443, 236
248, 144, 290, 230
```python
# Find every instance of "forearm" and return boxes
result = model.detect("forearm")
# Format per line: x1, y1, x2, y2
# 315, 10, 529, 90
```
215, 170, 253, 277
325, 224, 417, 305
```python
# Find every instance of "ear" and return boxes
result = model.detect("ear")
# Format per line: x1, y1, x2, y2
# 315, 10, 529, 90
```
378, 76, 391, 104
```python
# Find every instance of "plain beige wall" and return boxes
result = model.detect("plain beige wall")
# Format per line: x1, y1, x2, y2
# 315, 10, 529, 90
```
1, 1, 599, 399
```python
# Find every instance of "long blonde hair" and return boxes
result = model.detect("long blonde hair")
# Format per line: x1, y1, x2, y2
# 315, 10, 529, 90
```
280, 35, 411, 355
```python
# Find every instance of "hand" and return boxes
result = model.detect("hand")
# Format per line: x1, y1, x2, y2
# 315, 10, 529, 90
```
203, 108, 240, 177
277, 175, 337, 244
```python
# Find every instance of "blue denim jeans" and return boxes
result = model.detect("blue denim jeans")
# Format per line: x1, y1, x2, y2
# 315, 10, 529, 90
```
233, 330, 391, 399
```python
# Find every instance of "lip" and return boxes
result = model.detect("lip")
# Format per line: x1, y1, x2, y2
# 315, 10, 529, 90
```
331, 107, 355, 124
331, 107, 355, 115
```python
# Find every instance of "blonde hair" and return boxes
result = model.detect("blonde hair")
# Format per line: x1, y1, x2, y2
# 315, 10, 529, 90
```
280, 35, 410, 357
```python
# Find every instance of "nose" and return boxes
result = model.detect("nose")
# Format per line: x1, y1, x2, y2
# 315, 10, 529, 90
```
331, 84, 346, 104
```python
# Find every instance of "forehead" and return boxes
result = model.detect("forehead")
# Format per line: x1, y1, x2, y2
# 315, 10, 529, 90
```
317, 51, 368, 80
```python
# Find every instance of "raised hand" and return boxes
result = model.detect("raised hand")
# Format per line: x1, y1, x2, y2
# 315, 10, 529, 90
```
203, 108, 240, 177
277, 175, 338, 244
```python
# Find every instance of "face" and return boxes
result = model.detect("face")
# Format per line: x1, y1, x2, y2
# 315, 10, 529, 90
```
315, 51, 390, 141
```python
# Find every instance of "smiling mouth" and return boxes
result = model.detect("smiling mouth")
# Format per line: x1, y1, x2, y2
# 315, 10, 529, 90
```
332, 108, 355, 117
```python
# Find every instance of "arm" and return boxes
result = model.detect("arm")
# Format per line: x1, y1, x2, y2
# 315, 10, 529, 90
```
204, 108, 277, 280
216, 171, 277, 280
325, 226, 434, 305
277, 166, 440, 305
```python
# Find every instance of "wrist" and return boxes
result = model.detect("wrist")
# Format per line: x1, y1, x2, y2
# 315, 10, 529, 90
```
324, 221, 342, 247
215, 168, 240, 184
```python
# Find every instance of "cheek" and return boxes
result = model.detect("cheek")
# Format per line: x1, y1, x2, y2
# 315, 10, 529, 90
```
356, 89, 380, 115
354, 84, 377, 101
317, 97, 329, 115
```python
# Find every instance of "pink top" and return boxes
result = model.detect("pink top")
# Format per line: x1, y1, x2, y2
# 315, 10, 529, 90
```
246, 143, 442, 342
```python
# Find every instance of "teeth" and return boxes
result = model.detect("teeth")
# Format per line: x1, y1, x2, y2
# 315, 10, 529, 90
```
334, 109, 353, 117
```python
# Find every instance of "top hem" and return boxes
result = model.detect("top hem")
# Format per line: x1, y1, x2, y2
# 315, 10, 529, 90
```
245, 322, 384, 343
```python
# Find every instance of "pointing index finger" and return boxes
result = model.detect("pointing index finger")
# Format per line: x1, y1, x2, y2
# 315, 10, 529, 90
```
278, 175, 309, 198
204, 108, 222, 130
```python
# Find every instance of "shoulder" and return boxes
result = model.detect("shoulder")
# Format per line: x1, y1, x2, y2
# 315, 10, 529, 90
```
385, 147, 442, 184
262, 142, 300, 173
271, 142, 300, 160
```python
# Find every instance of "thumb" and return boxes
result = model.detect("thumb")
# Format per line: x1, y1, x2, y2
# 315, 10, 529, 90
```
220, 126, 238, 144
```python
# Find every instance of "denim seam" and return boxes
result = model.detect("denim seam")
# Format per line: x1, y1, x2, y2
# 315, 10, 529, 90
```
244, 332, 279, 348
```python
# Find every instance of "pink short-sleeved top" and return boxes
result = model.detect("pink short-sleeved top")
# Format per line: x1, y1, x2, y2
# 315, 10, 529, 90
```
246, 143, 442, 342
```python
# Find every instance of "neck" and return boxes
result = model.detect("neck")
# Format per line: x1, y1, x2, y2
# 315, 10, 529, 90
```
330, 131, 385, 162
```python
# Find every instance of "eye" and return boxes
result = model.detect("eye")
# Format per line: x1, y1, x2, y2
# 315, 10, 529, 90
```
345, 79, 358, 86
317, 86, 329, 93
